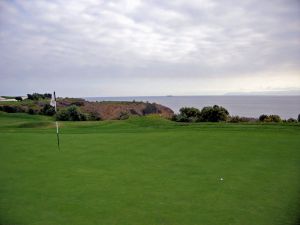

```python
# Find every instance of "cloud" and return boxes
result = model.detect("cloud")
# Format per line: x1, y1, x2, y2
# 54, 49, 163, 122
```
0, 0, 299, 96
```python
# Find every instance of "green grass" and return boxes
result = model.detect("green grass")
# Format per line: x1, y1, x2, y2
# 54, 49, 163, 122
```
0, 112, 299, 225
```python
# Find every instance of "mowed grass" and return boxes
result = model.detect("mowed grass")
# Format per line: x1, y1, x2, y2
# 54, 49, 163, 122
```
0, 112, 299, 225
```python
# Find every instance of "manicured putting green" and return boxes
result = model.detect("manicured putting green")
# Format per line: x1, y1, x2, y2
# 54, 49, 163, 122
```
0, 112, 299, 225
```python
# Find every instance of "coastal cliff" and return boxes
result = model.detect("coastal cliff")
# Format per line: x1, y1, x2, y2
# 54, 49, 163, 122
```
0, 97, 174, 120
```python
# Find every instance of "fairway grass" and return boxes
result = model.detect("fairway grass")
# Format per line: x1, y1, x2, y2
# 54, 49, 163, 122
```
0, 112, 299, 225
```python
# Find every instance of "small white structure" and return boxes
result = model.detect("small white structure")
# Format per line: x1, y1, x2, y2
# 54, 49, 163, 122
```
0, 97, 17, 102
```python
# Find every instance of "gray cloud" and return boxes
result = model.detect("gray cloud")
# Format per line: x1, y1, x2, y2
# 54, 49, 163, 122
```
0, 0, 299, 96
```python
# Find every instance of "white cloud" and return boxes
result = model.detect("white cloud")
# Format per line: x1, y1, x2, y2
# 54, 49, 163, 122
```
0, 0, 299, 96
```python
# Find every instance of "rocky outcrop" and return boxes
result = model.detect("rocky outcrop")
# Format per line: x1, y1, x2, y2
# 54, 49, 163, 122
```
56, 98, 174, 120
81, 101, 174, 120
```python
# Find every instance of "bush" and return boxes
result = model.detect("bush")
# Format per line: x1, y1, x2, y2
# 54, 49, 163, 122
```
44, 93, 52, 99
129, 109, 139, 115
56, 106, 87, 121
40, 104, 55, 116
173, 105, 229, 123
71, 101, 85, 107
0, 105, 19, 113
199, 105, 229, 122
68, 106, 86, 121
259, 114, 281, 122
119, 111, 129, 120
259, 114, 269, 122
88, 111, 102, 121
269, 115, 281, 122
15, 96, 23, 101
180, 107, 201, 121
228, 116, 240, 123
287, 118, 297, 123
172, 107, 200, 122
56, 109, 69, 120
172, 114, 190, 122
27, 93, 52, 100
28, 108, 38, 115
143, 103, 160, 115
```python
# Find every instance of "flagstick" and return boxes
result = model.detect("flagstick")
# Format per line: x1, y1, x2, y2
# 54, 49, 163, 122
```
53, 91, 60, 150
56, 121, 60, 150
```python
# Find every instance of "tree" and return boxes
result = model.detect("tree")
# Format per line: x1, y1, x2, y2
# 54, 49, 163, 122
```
15, 96, 22, 101
298, 114, 300, 122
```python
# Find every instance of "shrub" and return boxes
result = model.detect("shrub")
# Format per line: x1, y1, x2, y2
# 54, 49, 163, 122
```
259, 114, 269, 122
88, 111, 102, 121
199, 105, 229, 122
0, 105, 32, 114
143, 103, 160, 115
119, 111, 129, 120
173, 105, 230, 123
56, 106, 87, 121
56, 109, 69, 120
27, 93, 52, 100
44, 93, 52, 99
28, 108, 38, 115
15, 96, 23, 101
259, 114, 281, 122
180, 107, 201, 121
229, 116, 240, 123
129, 109, 139, 115
269, 115, 281, 122
68, 106, 86, 121
1, 105, 18, 113
172, 107, 201, 122
40, 104, 55, 116
172, 114, 190, 122
71, 101, 85, 107
287, 118, 297, 123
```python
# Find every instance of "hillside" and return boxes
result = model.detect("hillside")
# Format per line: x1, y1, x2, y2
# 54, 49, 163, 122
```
0, 97, 174, 120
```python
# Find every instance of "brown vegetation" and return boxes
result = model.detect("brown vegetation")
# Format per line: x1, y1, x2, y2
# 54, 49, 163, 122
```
0, 97, 174, 120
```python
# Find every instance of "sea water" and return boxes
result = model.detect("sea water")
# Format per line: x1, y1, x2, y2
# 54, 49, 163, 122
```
86, 96, 300, 119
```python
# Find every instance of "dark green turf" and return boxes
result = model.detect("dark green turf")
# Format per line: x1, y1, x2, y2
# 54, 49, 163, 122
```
0, 112, 299, 225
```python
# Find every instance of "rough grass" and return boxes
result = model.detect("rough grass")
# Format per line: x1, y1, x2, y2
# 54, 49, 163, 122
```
0, 112, 299, 225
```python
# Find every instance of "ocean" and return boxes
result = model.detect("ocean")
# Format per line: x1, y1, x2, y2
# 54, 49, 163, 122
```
85, 96, 300, 119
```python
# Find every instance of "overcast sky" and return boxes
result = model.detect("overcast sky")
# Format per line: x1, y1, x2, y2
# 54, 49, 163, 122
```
0, 0, 300, 97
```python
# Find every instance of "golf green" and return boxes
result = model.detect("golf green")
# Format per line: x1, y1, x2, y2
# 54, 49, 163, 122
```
0, 112, 299, 225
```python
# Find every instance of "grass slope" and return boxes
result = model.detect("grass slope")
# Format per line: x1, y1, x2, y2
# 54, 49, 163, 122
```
0, 112, 299, 225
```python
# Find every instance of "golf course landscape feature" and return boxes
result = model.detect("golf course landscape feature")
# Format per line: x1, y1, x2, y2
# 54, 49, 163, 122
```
0, 112, 299, 225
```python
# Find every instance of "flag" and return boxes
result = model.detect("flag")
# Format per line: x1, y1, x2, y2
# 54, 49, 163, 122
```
50, 93, 56, 110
